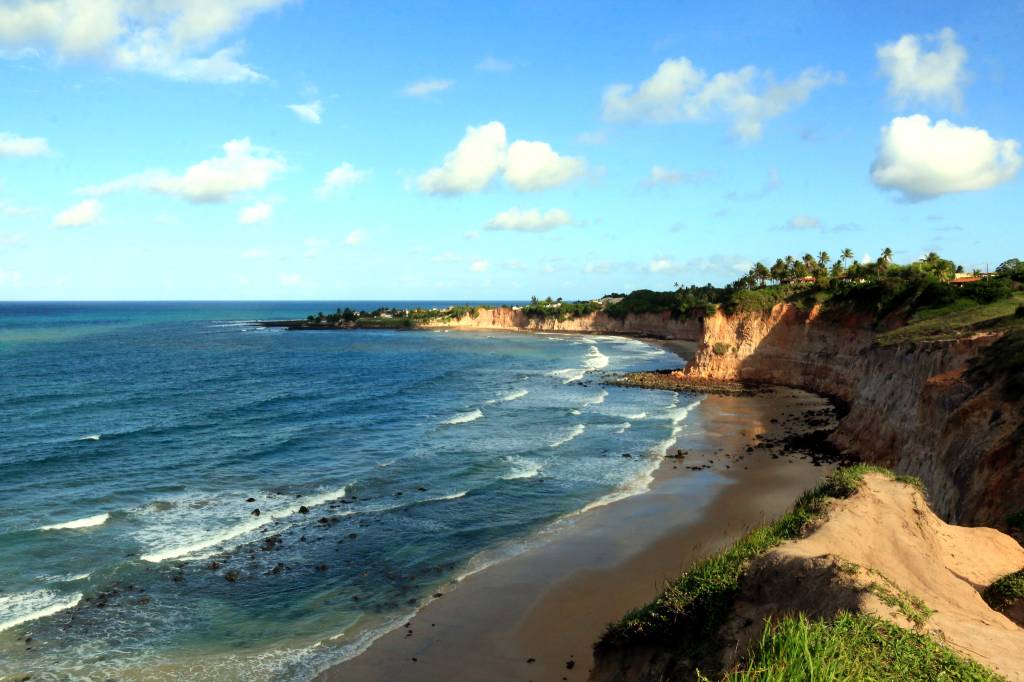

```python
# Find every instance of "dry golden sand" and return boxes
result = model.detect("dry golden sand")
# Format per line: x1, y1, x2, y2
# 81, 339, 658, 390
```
319, 388, 837, 682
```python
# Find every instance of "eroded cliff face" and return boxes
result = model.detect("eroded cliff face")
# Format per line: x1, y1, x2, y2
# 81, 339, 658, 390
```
680, 304, 1023, 527
428, 307, 703, 340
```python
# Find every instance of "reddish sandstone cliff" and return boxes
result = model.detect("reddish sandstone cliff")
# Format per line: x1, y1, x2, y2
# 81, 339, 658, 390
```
679, 304, 1022, 527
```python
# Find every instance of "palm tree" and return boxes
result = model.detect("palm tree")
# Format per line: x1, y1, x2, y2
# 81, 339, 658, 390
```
840, 248, 854, 266
818, 251, 831, 270
881, 247, 893, 263
771, 259, 787, 285
753, 262, 770, 288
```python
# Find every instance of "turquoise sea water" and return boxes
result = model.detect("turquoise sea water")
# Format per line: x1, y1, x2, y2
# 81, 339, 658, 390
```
0, 302, 697, 680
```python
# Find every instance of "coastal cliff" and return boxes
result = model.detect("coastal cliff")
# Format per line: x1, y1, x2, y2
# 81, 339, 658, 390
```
676, 304, 1022, 528
428, 308, 703, 340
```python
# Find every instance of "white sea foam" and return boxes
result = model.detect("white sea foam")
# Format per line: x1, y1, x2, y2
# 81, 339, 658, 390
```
0, 589, 83, 633
550, 367, 586, 383
502, 456, 541, 480
39, 512, 109, 531
625, 411, 647, 420
77, 434, 101, 441
139, 485, 347, 563
580, 398, 703, 515
615, 422, 632, 433
550, 424, 585, 448
434, 490, 468, 501
583, 346, 609, 371
443, 409, 483, 425
496, 388, 528, 403
582, 389, 608, 407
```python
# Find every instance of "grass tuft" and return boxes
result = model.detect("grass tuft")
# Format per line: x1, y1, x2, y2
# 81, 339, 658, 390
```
715, 612, 1003, 681
983, 569, 1024, 611
866, 571, 935, 627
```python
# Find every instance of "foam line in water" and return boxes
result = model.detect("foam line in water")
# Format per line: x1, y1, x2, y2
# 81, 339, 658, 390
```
77, 434, 101, 441
0, 589, 83, 633
485, 388, 528, 405
582, 389, 608, 407
140, 486, 347, 563
615, 422, 632, 433
550, 367, 586, 383
443, 409, 483, 425
501, 456, 542, 480
550, 424, 585, 448
39, 512, 109, 531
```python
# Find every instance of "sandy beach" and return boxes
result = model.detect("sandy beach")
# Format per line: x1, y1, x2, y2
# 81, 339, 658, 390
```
320, 380, 837, 681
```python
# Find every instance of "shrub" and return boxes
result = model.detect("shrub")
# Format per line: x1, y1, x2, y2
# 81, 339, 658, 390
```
713, 342, 732, 356
962, 277, 1013, 304
983, 569, 1024, 611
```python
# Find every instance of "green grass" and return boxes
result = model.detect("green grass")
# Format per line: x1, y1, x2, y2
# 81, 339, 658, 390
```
866, 570, 935, 627
983, 569, 1024, 611
713, 342, 733, 356
597, 465, 915, 656
875, 293, 1024, 346
716, 613, 1003, 681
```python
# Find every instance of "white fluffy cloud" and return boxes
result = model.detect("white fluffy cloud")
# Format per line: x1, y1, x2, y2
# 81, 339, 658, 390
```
602, 57, 841, 140
83, 138, 285, 203
504, 140, 585, 191
417, 122, 584, 195
646, 254, 752, 277
787, 214, 821, 230
402, 78, 454, 97
0, 269, 24, 286
287, 101, 322, 124
417, 122, 508, 195
870, 115, 1021, 200
877, 28, 967, 109
470, 259, 489, 272
319, 163, 367, 196
53, 199, 100, 227
475, 56, 513, 72
344, 229, 366, 246
485, 208, 573, 233
0, 132, 50, 157
239, 201, 272, 224
0, 0, 290, 82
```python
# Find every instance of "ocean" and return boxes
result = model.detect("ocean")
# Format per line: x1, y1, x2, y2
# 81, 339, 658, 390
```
0, 302, 699, 680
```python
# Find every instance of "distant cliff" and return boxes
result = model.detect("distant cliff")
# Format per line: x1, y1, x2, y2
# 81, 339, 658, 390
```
427, 307, 703, 340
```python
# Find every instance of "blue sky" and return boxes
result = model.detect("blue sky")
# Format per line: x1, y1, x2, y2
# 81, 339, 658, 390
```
0, 1, 1021, 301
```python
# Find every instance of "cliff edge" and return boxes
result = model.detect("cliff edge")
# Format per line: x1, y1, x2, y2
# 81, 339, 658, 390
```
677, 303, 1022, 528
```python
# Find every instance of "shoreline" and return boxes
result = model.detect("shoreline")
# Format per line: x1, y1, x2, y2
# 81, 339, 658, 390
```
318, 363, 838, 680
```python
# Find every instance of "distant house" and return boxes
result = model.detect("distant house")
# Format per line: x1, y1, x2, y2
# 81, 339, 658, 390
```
951, 276, 983, 285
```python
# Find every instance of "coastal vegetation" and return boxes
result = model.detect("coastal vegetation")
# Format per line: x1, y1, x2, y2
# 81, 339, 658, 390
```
720, 612, 1001, 681
289, 251, 1022, 348
593, 465, 1009, 680
983, 569, 1024, 612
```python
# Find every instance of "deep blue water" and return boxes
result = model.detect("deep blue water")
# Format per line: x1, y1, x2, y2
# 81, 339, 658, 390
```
0, 302, 694, 680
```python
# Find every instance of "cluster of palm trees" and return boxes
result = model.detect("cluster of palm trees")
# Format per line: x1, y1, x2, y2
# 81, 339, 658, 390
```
737, 248, 894, 289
